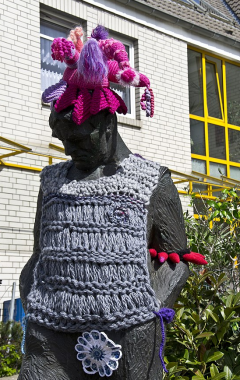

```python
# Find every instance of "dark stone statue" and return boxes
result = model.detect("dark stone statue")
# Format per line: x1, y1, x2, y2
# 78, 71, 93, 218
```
19, 108, 190, 380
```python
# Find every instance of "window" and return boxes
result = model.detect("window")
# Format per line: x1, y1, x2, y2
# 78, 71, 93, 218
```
109, 36, 136, 118
40, 20, 136, 118
40, 20, 68, 92
188, 47, 240, 195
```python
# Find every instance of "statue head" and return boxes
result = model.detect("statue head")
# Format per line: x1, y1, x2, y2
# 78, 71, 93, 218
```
49, 108, 118, 171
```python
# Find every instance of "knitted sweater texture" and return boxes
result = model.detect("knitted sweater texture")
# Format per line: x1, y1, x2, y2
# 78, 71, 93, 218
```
27, 155, 161, 332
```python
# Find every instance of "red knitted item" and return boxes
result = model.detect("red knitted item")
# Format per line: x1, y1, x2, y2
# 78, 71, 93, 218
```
55, 85, 78, 112
90, 88, 109, 115
72, 89, 92, 125
168, 253, 180, 264
149, 249, 157, 258
158, 252, 168, 263
183, 252, 208, 265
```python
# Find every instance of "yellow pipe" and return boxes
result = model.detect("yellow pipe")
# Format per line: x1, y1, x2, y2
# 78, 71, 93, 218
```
49, 143, 65, 153
0, 161, 42, 172
0, 150, 24, 159
0, 136, 32, 151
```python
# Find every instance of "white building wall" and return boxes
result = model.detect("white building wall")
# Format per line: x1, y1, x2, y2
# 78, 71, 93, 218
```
0, 0, 191, 311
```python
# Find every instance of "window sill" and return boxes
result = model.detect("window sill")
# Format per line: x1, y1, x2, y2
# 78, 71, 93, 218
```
117, 115, 142, 128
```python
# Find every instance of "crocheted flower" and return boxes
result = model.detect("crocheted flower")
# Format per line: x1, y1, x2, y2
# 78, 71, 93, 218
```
108, 207, 130, 225
75, 330, 122, 377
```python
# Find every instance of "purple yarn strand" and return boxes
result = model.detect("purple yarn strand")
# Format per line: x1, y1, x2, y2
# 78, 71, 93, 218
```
42, 79, 67, 103
145, 88, 151, 117
91, 25, 109, 40
78, 39, 108, 84
153, 308, 175, 373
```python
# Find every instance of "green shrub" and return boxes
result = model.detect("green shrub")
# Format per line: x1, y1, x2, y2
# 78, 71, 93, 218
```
165, 271, 240, 379
165, 189, 240, 379
0, 321, 23, 377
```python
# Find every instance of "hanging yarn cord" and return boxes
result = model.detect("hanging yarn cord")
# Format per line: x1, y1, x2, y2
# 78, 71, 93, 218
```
153, 308, 175, 373
140, 87, 154, 117
21, 314, 29, 355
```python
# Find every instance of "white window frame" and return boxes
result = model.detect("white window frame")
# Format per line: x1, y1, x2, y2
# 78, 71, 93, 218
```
40, 18, 71, 95
109, 33, 136, 119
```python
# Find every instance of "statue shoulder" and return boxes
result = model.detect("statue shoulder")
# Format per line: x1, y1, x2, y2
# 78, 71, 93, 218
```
40, 160, 72, 195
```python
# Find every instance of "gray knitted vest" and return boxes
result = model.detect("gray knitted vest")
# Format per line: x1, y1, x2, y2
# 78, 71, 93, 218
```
27, 154, 161, 332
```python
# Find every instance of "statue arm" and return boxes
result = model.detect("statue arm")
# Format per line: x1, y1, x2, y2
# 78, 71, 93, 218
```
148, 167, 207, 265
148, 167, 187, 254
19, 188, 43, 311
147, 168, 190, 306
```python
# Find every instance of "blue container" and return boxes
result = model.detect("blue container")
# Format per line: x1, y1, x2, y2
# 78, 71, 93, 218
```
3, 298, 25, 326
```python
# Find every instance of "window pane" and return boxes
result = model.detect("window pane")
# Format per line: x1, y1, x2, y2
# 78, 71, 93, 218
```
208, 124, 226, 160
230, 166, 240, 181
188, 50, 204, 116
41, 21, 68, 92
226, 62, 240, 127
40, 21, 68, 38
109, 42, 132, 115
229, 128, 240, 163
190, 119, 205, 155
41, 38, 66, 91
206, 62, 222, 119
206, 55, 223, 103
211, 186, 223, 198
209, 162, 226, 178
192, 183, 208, 215
110, 83, 131, 113
192, 158, 206, 174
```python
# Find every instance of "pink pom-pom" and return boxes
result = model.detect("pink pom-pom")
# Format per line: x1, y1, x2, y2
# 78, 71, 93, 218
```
51, 38, 75, 62
158, 252, 168, 263
149, 249, 157, 258
121, 68, 136, 83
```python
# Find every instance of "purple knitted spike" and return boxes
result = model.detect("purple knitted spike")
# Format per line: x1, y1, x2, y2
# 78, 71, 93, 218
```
77, 39, 108, 84
91, 25, 109, 40
42, 79, 67, 103
153, 308, 175, 373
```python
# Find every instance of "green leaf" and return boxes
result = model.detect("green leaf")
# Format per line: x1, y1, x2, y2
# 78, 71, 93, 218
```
195, 332, 215, 339
230, 318, 240, 322
226, 311, 236, 320
224, 366, 232, 380
166, 362, 178, 369
206, 352, 224, 363
183, 349, 189, 360
206, 309, 219, 322
210, 363, 219, 377
212, 373, 227, 380
226, 295, 234, 308
233, 292, 240, 306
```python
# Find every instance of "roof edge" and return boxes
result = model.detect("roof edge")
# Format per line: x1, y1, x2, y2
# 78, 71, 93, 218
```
116, 0, 240, 48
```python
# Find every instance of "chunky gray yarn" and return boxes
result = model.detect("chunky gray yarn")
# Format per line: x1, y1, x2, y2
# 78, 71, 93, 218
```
27, 155, 161, 333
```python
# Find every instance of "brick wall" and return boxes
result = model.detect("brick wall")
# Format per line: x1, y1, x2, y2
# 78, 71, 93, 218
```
0, 0, 192, 311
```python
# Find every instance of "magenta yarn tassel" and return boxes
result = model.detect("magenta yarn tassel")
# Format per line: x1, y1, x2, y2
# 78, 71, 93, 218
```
42, 79, 67, 103
153, 308, 175, 373
140, 88, 154, 117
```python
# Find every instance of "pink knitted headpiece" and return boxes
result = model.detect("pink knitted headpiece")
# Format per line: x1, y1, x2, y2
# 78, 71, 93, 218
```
42, 25, 154, 125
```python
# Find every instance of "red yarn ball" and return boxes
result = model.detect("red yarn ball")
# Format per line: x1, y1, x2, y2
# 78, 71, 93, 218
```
149, 248, 157, 258
168, 253, 180, 263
